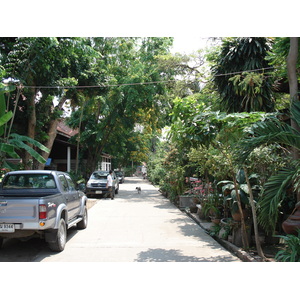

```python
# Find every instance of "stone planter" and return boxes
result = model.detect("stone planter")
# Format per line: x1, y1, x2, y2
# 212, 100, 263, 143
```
179, 195, 193, 208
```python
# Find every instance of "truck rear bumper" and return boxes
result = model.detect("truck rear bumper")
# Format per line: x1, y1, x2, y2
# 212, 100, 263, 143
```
0, 229, 42, 239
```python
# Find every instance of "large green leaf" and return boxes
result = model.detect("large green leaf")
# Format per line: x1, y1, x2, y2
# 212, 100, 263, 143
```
0, 111, 13, 128
231, 189, 249, 205
0, 142, 19, 158
2, 159, 19, 170
9, 133, 50, 153
236, 168, 245, 184
9, 138, 47, 164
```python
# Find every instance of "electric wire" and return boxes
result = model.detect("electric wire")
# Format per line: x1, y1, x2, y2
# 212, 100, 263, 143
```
14, 66, 278, 90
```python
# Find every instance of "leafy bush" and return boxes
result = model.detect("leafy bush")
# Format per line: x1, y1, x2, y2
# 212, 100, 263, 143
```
275, 231, 300, 262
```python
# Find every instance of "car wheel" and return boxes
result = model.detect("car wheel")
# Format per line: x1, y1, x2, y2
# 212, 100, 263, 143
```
48, 218, 67, 252
115, 185, 119, 194
77, 206, 88, 229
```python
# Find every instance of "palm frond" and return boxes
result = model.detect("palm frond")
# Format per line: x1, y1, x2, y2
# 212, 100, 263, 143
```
258, 167, 296, 233
291, 100, 300, 128
237, 117, 300, 162
292, 161, 300, 192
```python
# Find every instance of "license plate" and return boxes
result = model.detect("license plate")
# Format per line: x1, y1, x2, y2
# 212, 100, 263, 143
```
0, 223, 15, 232
95, 191, 102, 194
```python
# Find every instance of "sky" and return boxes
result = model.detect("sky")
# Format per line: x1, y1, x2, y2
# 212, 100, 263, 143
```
171, 37, 212, 54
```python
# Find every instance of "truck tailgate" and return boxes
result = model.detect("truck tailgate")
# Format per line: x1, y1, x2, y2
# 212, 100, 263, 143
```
0, 198, 39, 223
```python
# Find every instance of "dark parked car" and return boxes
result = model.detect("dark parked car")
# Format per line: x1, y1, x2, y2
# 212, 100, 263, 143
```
85, 170, 119, 198
115, 171, 125, 183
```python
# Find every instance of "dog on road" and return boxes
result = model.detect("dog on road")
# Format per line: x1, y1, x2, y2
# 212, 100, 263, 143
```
136, 187, 141, 194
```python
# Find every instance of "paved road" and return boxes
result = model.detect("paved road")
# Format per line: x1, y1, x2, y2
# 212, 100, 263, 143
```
0, 177, 240, 262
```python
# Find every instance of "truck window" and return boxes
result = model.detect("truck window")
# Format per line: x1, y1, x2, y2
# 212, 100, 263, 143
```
65, 175, 76, 191
58, 174, 69, 192
2, 174, 56, 189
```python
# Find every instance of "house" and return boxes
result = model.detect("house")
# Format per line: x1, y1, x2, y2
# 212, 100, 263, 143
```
46, 121, 112, 173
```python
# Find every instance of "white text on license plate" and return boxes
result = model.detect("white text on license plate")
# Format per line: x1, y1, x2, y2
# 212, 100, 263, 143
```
0, 224, 15, 232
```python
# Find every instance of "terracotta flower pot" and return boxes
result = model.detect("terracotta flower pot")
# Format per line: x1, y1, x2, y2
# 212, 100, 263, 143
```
231, 209, 249, 221
282, 205, 300, 235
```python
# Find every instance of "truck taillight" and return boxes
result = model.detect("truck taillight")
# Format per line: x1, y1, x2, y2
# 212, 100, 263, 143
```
39, 204, 47, 219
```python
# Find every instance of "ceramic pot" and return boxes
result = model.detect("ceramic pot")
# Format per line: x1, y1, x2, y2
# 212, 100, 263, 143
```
231, 209, 249, 221
282, 204, 300, 235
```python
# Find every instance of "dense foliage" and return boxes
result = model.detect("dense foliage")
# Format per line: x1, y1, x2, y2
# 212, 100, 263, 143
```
1, 37, 300, 256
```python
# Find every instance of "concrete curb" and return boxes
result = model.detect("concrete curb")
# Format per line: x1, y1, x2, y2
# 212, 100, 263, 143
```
184, 209, 261, 262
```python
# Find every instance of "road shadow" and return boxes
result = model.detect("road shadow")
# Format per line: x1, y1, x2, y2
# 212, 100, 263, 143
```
134, 248, 238, 262
0, 237, 47, 262
0, 226, 83, 262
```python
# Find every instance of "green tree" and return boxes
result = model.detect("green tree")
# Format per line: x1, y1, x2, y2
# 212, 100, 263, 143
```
0, 37, 100, 169
67, 37, 174, 176
211, 37, 275, 113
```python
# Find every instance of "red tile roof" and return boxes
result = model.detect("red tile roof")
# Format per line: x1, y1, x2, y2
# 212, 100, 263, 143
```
57, 120, 78, 137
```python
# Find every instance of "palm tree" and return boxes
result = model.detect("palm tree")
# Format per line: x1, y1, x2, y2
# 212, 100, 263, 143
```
236, 101, 300, 233
211, 37, 275, 113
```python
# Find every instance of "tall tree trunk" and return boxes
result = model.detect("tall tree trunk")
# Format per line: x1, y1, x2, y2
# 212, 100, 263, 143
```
287, 37, 300, 203
75, 106, 84, 174
36, 119, 59, 170
287, 37, 299, 159
24, 88, 37, 169
232, 171, 249, 249
36, 96, 68, 170
244, 167, 267, 260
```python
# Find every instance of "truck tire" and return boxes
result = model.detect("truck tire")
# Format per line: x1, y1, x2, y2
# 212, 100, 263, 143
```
77, 206, 88, 229
0, 237, 3, 249
48, 218, 67, 252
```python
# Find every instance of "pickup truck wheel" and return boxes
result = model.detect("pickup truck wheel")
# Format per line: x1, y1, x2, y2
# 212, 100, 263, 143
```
48, 218, 67, 252
77, 206, 88, 229
0, 237, 3, 249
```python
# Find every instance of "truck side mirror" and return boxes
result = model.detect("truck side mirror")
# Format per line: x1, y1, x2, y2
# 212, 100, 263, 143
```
77, 183, 86, 192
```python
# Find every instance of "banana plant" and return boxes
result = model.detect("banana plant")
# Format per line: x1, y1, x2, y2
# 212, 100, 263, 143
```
217, 169, 260, 214
0, 77, 49, 170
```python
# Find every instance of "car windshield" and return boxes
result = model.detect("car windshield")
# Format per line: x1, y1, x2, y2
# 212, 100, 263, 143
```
91, 171, 109, 180
2, 174, 57, 189
115, 172, 123, 176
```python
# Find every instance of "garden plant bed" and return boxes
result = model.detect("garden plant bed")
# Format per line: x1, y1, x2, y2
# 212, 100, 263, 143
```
184, 208, 284, 262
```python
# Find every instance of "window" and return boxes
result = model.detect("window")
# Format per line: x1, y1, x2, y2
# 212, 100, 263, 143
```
58, 174, 69, 192
65, 174, 76, 191
2, 174, 56, 189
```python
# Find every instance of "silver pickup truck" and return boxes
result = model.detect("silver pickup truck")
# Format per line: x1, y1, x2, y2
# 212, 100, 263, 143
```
0, 170, 88, 252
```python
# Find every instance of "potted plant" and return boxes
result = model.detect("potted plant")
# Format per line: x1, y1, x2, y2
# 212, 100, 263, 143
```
219, 218, 234, 240
202, 193, 223, 223
217, 169, 259, 221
